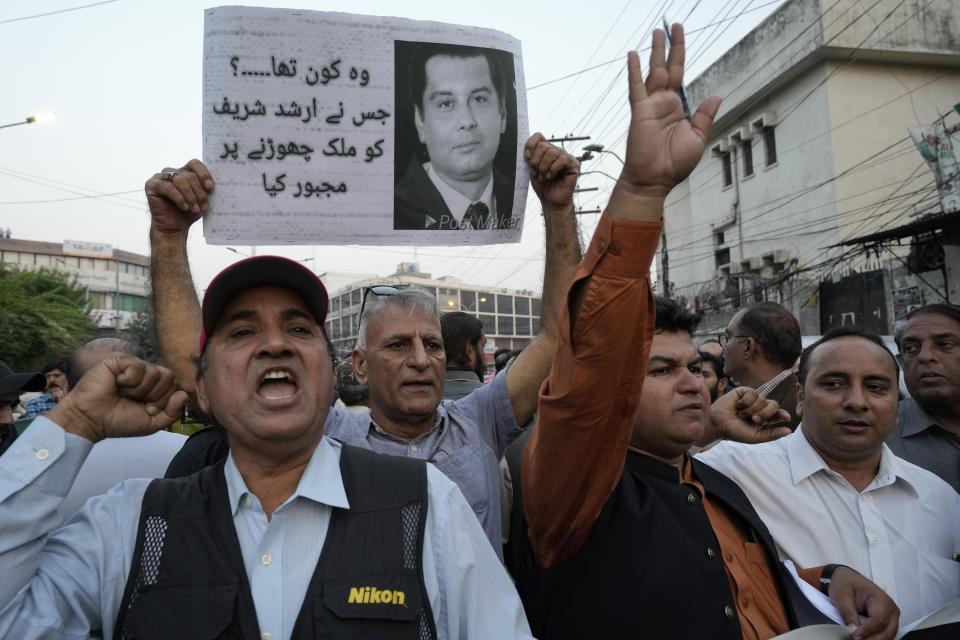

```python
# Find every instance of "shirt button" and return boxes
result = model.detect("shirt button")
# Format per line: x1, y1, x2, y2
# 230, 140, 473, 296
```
725, 552, 734, 562
686, 493, 697, 504
411, 445, 419, 453
260, 554, 272, 566
724, 605, 735, 620
262, 633, 272, 640
35, 449, 50, 461
242, 496, 253, 509
871, 536, 881, 545
706, 547, 717, 559
608, 244, 621, 255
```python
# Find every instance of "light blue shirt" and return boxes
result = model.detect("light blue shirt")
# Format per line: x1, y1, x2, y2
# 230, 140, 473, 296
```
0, 417, 533, 640
326, 368, 524, 557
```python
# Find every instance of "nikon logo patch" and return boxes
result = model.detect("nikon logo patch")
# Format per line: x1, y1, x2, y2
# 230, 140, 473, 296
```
347, 586, 406, 606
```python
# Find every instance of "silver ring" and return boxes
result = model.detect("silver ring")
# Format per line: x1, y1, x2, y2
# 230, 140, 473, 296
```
160, 170, 178, 182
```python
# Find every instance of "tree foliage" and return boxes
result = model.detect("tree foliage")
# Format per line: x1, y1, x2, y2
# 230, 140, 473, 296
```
121, 303, 161, 364
0, 266, 96, 371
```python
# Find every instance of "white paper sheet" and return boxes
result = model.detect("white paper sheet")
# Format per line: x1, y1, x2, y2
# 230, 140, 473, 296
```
783, 560, 845, 625
202, 6, 528, 246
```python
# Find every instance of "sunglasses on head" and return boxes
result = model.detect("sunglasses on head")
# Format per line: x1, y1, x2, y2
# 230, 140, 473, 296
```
358, 285, 406, 330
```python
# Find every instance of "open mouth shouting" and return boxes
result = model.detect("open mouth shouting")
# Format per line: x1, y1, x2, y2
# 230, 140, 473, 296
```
257, 368, 300, 403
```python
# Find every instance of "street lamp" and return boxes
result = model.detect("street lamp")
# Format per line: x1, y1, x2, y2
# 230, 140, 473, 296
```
0, 112, 57, 131
580, 143, 625, 165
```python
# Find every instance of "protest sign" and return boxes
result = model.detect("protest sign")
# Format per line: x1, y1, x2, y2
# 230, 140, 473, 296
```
202, 6, 528, 245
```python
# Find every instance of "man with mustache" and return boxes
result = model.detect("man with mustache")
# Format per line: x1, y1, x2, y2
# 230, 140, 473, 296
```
700, 327, 960, 628
150, 132, 580, 557
0, 256, 534, 639
516, 24, 900, 640
888, 303, 960, 492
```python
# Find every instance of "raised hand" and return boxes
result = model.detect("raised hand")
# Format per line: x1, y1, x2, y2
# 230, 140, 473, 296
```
525, 133, 580, 209
610, 24, 722, 218
47, 356, 188, 443
144, 159, 215, 237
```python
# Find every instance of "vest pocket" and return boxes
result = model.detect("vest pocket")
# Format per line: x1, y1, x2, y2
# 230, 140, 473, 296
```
122, 584, 238, 639
321, 574, 423, 622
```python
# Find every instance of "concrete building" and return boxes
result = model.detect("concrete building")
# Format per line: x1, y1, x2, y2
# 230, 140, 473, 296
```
661, 0, 960, 334
0, 237, 150, 329
322, 262, 542, 360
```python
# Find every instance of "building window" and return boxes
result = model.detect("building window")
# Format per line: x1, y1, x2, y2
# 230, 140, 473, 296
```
479, 314, 496, 335
721, 153, 732, 187
741, 140, 754, 177
715, 248, 731, 269
461, 290, 477, 312
496, 295, 513, 315
515, 317, 531, 335
478, 292, 495, 313
532, 298, 542, 317
497, 315, 514, 335
115, 294, 148, 312
350, 289, 361, 306
515, 296, 530, 316
715, 231, 725, 246
763, 126, 777, 166
439, 287, 458, 311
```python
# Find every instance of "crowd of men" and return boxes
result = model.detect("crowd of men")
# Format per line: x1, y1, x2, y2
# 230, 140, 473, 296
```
0, 23, 957, 640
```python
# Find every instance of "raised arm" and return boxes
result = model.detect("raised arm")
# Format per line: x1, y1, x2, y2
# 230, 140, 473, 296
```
144, 160, 214, 406
504, 134, 582, 425
0, 357, 185, 625
523, 25, 721, 569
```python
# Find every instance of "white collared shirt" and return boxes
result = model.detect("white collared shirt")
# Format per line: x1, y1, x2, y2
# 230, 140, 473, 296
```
424, 162, 495, 225
698, 426, 960, 627
0, 418, 534, 640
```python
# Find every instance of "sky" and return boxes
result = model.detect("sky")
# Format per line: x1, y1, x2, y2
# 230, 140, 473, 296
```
0, 0, 788, 294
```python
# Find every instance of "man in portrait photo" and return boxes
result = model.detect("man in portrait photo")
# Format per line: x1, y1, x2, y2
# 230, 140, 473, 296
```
394, 41, 517, 231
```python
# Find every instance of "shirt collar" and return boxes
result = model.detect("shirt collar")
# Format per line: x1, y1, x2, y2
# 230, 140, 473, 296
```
369, 410, 445, 444
224, 436, 350, 516
787, 425, 918, 495
897, 397, 942, 437
424, 162, 495, 224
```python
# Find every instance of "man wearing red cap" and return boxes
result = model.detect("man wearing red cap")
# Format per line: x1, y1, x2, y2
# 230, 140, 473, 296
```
148, 133, 581, 557
0, 252, 535, 638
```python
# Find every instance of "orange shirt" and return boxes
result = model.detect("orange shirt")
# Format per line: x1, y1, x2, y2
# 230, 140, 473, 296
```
682, 459, 790, 639
522, 209, 824, 639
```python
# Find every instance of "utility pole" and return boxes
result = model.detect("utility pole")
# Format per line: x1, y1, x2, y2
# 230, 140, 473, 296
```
661, 230, 671, 298
547, 135, 591, 145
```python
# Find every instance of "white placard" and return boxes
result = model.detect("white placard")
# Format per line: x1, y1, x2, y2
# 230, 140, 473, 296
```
202, 6, 528, 246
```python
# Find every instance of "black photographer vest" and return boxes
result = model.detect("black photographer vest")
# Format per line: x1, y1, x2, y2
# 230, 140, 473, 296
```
113, 444, 436, 640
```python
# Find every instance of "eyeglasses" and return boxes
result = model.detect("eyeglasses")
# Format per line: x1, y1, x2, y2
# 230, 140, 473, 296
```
357, 285, 404, 330
717, 333, 751, 348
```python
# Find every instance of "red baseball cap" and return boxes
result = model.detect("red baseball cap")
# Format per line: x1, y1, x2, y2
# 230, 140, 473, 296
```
199, 256, 328, 354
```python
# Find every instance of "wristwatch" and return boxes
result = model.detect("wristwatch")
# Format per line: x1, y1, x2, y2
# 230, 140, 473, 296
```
819, 564, 847, 595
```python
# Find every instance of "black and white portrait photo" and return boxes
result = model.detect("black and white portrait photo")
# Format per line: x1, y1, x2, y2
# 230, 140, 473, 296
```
394, 41, 518, 231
